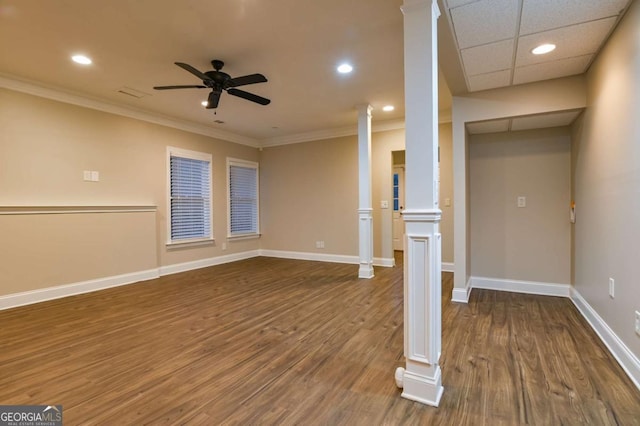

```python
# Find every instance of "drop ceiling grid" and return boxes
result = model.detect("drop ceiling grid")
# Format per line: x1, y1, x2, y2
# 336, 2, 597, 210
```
513, 55, 593, 85
515, 17, 617, 67
444, 0, 632, 92
449, 0, 519, 49
519, 0, 630, 35
461, 39, 514, 76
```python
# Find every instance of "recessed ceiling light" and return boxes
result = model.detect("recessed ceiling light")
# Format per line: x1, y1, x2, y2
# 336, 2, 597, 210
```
382, 105, 395, 112
337, 63, 353, 74
71, 54, 92, 65
201, 101, 208, 107
531, 43, 556, 55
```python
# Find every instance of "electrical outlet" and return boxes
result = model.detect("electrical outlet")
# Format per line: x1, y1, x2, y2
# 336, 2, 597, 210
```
222, 242, 227, 251
517, 196, 526, 208
315, 241, 325, 249
635, 311, 640, 336
609, 278, 615, 298
83, 170, 92, 181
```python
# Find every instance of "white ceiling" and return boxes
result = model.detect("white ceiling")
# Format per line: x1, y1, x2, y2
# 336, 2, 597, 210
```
0, 1, 631, 144
442, 0, 632, 92
466, 109, 582, 134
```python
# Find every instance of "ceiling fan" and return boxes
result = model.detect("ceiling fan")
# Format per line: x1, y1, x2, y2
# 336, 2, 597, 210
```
153, 60, 270, 109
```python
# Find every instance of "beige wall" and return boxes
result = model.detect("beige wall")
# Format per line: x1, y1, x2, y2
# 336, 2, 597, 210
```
439, 122, 454, 264
452, 76, 587, 291
469, 128, 571, 284
372, 129, 405, 261
572, 0, 640, 356
259, 136, 359, 256
0, 88, 259, 296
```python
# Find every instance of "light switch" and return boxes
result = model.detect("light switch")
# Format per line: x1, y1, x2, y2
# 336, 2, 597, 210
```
83, 171, 92, 181
444, 198, 451, 207
91, 171, 100, 182
517, 196, 526, 208
380, 200, 389, 209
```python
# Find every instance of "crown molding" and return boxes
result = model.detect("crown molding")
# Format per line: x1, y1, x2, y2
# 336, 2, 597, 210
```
1, 73, 452, 149
0, 73, 260, 148
261, 119, 407, 147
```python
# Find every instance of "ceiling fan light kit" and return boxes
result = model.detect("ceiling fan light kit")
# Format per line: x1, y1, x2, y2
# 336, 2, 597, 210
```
154, 59, 270, 110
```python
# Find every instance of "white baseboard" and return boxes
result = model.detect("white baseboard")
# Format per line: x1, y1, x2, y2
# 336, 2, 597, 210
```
571, 289, 640, 391
374, 257, 395, 267
441, 262, 455, 273
159, 250, 260, 276
471, 276, 570, 297
451, 277, 471, 304
258, 249, 395, 268
0, 268, 159, 311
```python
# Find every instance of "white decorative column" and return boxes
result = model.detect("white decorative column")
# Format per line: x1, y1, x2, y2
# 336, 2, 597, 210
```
394, 0, 443, 406
357, 104, 374, 279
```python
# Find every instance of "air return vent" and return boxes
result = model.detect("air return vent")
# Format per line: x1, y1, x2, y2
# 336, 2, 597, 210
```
115, 87, 149, 99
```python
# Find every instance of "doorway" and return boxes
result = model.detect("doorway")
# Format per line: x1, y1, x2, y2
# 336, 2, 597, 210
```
392, 150, 405, 251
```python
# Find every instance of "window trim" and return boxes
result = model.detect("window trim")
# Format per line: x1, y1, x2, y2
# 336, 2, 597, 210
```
226, 157, 260, 239
166, 146, 214, 247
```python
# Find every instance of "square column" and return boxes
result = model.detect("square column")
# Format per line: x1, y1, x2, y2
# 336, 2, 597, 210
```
357, 104, 374, 279
394, 0, 443, 406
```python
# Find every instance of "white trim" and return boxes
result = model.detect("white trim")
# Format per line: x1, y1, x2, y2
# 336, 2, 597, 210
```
261, 119, 406, 147
226, 157, 260, 238
451, 277, 471, 304
441, 262, 454, 272
159, 250, 260, 276
0, 269, 159, 311
167, 146, 213, 245
571, 289, 640, 391
0, 205, 156, 215
0, 73, 259, 148
258, 249, 394, 268
471, 276, 570, 297
375, 257, 396, 267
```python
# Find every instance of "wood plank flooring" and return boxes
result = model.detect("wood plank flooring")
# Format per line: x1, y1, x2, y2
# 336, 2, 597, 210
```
1, 253, 639, 425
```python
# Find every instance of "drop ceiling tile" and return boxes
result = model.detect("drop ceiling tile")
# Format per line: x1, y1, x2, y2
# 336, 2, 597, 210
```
468, 69, 511, 92
513, 55, 593, 85
467, 119, 510, 134
515, 17, 616, 67
520, 0, 629, 35
461, 39, 514, 76
450, 0, 519, 49
446, 0, 482, 8
511, 110, 581, 131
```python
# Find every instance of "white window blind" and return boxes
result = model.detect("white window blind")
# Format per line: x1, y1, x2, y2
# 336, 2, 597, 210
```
228, 160, 259, 236
169, 150, 212, 242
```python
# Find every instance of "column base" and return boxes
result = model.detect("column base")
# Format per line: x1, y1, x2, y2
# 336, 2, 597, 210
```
395, 365, 444, 407
358, 264, 375, 279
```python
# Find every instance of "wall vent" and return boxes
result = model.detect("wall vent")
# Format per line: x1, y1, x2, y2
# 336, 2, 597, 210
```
214, 120, 225, 124
116, 87, 149, 99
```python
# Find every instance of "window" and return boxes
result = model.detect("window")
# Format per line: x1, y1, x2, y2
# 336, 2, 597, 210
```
227, 158, 259, 237
167, 147, 212, 244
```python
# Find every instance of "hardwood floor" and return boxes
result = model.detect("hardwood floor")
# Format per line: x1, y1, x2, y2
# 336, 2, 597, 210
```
1, 253, 639, 425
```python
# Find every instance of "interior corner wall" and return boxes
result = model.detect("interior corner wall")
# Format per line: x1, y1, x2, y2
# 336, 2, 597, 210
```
572, 0, 640, 358
452, 75, 587, 293
469, 127, 571, 285
259, 136, 359, 257
0, 88, 259, 297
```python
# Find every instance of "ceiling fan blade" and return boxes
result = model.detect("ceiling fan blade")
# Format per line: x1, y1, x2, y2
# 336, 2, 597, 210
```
175, 62, 211, 82
227, 74, 268, 88
227, 88, 271, 105
206, 91, 221, 109
153, 85, 207, 90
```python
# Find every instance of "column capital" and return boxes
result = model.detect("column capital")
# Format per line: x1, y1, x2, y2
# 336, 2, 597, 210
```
402, 208, 442, 222
355, 103, 373, 116
401, 0, 440, 17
